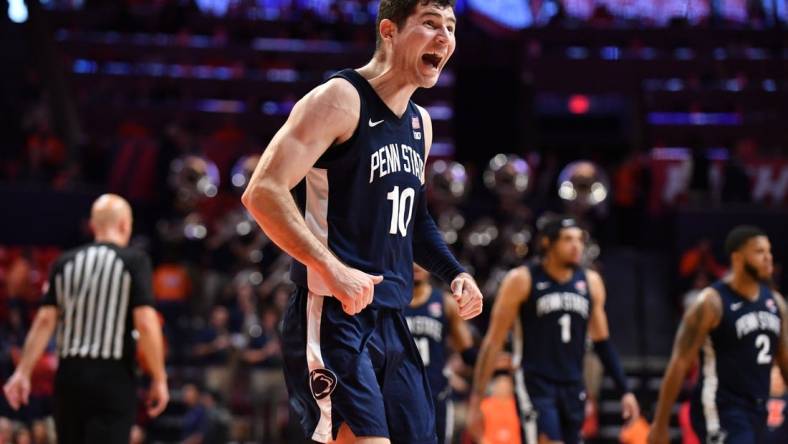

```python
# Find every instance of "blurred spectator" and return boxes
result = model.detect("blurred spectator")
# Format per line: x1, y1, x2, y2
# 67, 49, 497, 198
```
5, 256, 35, 309
181, 383, 206, 442
152, 256, 192, 322
242, 305, 284, 442
129, 425, 145, 444
479, 375, 521, 444
197, 389, 231, 444
234, 283, 259, 334
191, 306, 233, 395
29, 420, 50, 444
682, 273, 712, 312
678, 239, 726, 280
0, 418, 12, 444
181, 384, 230, 444
11, 426, 30, 444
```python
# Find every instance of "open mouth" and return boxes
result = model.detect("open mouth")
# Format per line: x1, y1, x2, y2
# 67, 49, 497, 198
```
421, 53, 443, 70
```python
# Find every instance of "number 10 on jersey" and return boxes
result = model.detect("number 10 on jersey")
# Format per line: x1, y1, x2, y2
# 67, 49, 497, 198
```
387, 186, 415, 237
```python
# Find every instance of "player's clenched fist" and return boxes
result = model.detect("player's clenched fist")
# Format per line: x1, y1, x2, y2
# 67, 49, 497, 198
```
326, 263, 383, 315
451, 272, 483, 320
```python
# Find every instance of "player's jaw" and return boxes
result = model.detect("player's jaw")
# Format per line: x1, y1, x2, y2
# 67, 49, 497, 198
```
561, 248, 583, 269
743, 257, 773, 282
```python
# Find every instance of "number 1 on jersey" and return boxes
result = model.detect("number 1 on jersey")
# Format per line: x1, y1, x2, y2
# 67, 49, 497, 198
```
559, 314, 571, 343
387, 186, 415, 237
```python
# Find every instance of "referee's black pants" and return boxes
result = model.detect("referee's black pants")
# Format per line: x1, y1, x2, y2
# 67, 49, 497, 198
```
54, 359, 136, 444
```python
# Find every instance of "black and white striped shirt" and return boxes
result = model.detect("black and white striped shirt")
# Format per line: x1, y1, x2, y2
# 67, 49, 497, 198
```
42, 242, 154, 365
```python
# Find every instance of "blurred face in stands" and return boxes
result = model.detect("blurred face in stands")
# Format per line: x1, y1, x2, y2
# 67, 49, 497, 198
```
182, 384, 200, 407
210, 306, 229, 330
31, 421, 48, 444
13, 428, 31, 444
547, 227, 585, 268
238, 284, 254, 313
129, 425, 146, 444
734, 236, 773, 282
380, 2, 456, 88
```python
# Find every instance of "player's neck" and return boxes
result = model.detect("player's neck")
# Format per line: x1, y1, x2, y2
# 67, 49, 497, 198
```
729, 272, 761, 301
542, 257, 574, 283
357, 59, 418, 118
410, 283, 432, 307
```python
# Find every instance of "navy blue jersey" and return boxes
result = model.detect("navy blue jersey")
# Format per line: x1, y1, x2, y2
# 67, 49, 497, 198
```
515, 263, 591, 383
290, 69, 427, 310
404, 288, 450, 399
693, 281, 782, 410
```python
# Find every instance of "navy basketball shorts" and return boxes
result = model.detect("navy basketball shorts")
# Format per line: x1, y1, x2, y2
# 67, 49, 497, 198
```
690, 398, 768, 444
281, 286, 437, 444
434, 394, 454, 444
513, 372, 585, 444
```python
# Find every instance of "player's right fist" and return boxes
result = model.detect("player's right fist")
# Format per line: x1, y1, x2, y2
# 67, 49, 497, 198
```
326, 263, 382, 315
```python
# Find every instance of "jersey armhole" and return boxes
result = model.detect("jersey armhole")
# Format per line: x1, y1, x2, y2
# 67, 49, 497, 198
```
314, 74, 364, 169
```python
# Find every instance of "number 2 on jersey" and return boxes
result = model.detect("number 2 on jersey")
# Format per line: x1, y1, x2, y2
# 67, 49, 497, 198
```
387, 186, 415, 237
559, 313, 571, 343
756, 334, 772, 364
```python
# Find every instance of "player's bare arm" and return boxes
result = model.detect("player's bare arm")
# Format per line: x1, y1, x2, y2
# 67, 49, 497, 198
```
587, 269, 640, 421
3, 306, 58, 410
772, 291, 788, 384
416, 105, 482, 320
468, 266, 530, 438
587, 269, 611, 342
242, 79, 382, 315
648, 287, 723, 444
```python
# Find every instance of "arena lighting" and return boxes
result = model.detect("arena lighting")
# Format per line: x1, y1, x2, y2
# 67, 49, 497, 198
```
568, 95, 590, 115
8, 0, 27, 23
648, 112, 743, 126
465, 0, 532, 29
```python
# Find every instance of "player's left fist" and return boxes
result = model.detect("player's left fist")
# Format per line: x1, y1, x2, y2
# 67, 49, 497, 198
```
450, 272, 483, 320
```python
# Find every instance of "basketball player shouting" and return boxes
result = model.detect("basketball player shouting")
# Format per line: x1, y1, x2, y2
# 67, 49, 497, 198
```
242, 1, 482, 443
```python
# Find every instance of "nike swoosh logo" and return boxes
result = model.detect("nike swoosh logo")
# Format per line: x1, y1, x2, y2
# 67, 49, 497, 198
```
731, 302, 743, 311
369, 119, 384, 127
536, 282, 550, 290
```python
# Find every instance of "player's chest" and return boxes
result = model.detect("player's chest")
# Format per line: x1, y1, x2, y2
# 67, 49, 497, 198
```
364, 117, 425, 188
530, 285, 591, 320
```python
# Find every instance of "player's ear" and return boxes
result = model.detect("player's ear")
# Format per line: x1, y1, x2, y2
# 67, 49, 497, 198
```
379, 18, 397, 44
730, 250, 741, 266
540, 236, 550, 252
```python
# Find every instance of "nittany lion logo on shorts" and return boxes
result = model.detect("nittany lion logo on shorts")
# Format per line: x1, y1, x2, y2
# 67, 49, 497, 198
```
309, 368, 338, 400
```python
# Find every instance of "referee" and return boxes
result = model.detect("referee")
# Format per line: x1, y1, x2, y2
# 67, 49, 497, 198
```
3, 194, 169, 443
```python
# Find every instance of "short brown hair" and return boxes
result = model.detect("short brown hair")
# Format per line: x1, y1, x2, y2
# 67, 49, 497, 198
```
375, 0, 456, 48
